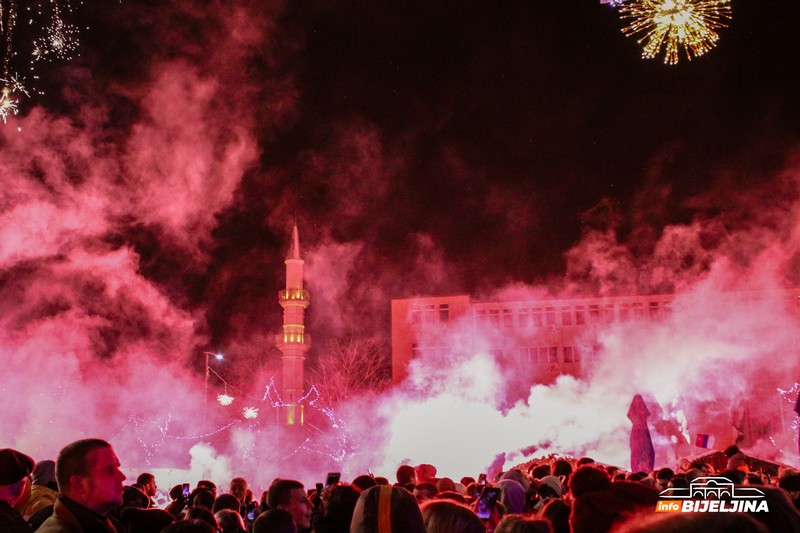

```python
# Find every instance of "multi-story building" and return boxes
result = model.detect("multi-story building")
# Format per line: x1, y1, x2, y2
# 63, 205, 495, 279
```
391, 293, 677, 384
392, 289, 800, 385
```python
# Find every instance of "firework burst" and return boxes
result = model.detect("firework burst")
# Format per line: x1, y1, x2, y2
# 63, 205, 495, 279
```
0, 74, 29, 123
1, 0, 84, 121
619, 0, 732, 65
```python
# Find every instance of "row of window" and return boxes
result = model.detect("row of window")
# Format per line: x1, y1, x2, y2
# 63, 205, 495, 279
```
410, 304, 449, 325
409, 344, 595, 365
475, 301, 669, 329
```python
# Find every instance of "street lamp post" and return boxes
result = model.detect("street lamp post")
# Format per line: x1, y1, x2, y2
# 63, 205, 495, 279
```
203, 351, 224, 423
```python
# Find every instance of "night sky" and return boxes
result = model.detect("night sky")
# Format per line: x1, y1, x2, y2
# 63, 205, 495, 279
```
6, 0, 800, 359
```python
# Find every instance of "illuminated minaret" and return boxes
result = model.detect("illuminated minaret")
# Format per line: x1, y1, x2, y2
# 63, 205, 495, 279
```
277, 224, 310, 425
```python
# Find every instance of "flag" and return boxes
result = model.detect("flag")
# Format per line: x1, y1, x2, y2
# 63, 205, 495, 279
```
695, 434, 710, 448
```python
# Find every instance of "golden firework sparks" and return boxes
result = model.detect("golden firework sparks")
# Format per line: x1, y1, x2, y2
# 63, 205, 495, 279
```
619, 0, 732, 65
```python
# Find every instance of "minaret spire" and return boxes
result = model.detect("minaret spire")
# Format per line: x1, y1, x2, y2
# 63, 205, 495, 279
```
290, 223, 301, 260
277, 224, 310, 426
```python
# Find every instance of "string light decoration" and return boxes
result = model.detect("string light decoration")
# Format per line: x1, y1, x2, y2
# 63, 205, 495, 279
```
618, 0, 732, 65
107, 370, 358, 470
111, 412, 238, 466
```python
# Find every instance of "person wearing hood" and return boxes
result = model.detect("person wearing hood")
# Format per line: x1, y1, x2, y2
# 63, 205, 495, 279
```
349, 485, 425, 533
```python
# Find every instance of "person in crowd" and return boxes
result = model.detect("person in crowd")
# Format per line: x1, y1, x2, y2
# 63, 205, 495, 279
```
253, 508, 297, 533
122, 485, 150, 509
744, 484, 800, 532
166, 484, 190, 519
134, 473, 157, 507
435, 477, 456, 493
16, 459, 58, 519
724, 445, 748, 472
653, 468, 674, 492
539, 498, 570, 533
216, 508, 246, 533
0, 448, 35, 532
612, 510, 768, 532
495, 478, 527, 514
395, 465, 417, 490
373, 477, 390, 486
351, 475, 377, 492
32, 461, 59, 492
229, 477, 259, 527
778, 470, 800, 511
350, 485, 425, 533
186, 506, 220, 530
551, 460, 572, 487
412, 481, 438, 505
197, 480, 217, 495
435, 490, 467, 504
533, 476, 561, 512
160, 519, 216, 533
415, 464, 438, 484
188, 488, 216, 512
118, 506, 175, 533
420, 499, 487, 533
266, 479, 312, 531
229, 478, 249, 508
494, 514, 553, 533
37, 438, 127, 533
214, 493, 242, 514
568, 465, 659, 533
530, 465, 551, 481
312, 483, 360, 533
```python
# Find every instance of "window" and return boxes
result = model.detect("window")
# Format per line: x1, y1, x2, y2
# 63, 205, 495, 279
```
533, 307, 543, 327
649, 301, 659, 317
439, 304, 450, 323
564, 346, 574, 362
503, 309, 513, 328
476, 309, 486, 328
546, 307, 556, 326
412, 343, 421, 358
589, 304, 600, 323
561, 306, 573, 325
575, 305, 586, 325
519, 308, 530, 327
574, 347, 582, 362
489, 309, 500, 328
549, 347, 558, 363
519, 347, 535, 364
411, 306, 421, 325
538, 347, 550, 364
425, 304, 436, 323
604, 303, 615, 323
632, 302, 644, 318
619, 303, 629, 320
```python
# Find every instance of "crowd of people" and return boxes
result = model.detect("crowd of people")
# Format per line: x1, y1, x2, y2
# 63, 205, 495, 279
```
1, 439, 799, 532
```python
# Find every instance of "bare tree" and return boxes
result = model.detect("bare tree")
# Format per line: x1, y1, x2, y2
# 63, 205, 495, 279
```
312, 336, 391, 404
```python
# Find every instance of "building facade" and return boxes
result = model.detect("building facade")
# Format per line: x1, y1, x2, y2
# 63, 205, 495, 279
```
391, 293, 679, 384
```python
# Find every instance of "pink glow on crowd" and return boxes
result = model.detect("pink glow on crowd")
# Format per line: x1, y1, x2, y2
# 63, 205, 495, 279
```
1, 0, 799, 496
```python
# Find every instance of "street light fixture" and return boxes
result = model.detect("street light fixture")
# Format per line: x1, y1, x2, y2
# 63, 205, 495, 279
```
203, 351, 224, 422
